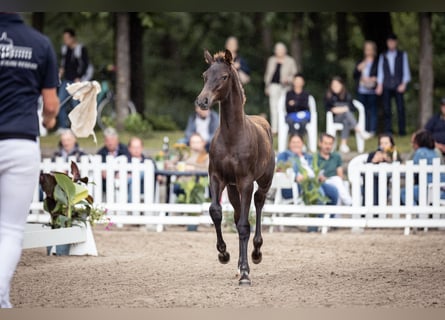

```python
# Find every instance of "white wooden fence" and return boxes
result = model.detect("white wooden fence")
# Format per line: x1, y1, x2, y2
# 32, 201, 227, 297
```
27, 155, 445, 235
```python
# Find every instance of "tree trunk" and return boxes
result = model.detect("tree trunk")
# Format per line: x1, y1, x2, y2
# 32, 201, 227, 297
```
336, 12, 349, 60
290, 13, 303, 72
261, 13, 273, 62
418, 12, 434, 128
129, 12, 145, 116
115, 13, 131, 131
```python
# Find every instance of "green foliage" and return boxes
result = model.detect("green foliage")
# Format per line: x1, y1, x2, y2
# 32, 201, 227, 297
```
23, 12, 445, 131
40, 161, 106, 229
176, 177, 209, 205
124, 113, 153, 138
146, 114, 178, 131
297, 154, 329, 206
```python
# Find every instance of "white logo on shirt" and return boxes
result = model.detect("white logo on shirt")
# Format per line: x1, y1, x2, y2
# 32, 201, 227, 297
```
0, 32, 36, 69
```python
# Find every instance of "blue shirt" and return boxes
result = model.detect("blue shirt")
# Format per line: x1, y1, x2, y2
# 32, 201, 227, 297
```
0, 13, 59, 138
412, 147, 445, 184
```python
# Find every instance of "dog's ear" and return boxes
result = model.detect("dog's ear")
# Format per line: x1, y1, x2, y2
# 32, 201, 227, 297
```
204, 49, 214, 65
224, 49, 233, 65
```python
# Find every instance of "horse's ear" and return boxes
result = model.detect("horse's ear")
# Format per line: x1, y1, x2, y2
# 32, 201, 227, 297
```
204, 49, 214, 65
224, 49, 233, 64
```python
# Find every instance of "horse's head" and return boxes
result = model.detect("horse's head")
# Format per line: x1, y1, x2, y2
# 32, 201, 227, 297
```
195, 49, 244, 110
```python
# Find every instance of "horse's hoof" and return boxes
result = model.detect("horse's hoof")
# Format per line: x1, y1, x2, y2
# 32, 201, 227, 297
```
239, 274, 251, 287
218, 252, 230, 264
252, 251, 262, 264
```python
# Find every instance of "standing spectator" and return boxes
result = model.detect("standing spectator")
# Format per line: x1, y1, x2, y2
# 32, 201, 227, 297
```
285, 73, 311, 137
317, 133, 352, 206
353, 40, 379, 135
365, 133, 401, 205
325, 76, 372, 153
276, 134, 338, 206
376, 33, 411, 136
264, 42, 297, 135
424, 97, 445, 156
52, 129, 86, 161
0, 13, 59, 308
97, 127, 130, 162
225, 36, 251, 85
57, 28, 91, 131
182, 104, 219, 151
401, 130, 445, 205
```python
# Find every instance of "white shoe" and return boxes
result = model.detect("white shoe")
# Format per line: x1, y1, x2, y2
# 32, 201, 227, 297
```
339, 143, 350, 153
360, 130, 373, 140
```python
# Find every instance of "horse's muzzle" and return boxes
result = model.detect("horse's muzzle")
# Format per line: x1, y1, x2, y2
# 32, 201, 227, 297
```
195, 97, 209, 110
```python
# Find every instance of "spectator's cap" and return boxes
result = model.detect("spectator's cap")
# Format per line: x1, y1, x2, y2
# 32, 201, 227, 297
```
387, 33, 398, 40
441, 97, 445, 105
103, 127, 118, 137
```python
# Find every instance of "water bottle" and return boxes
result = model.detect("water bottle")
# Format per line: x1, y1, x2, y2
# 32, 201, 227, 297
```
162, 136, 169, 160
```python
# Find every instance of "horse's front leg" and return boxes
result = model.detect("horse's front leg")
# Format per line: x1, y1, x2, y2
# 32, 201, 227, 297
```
237, 182, 254, 286
209, 178, 230, 264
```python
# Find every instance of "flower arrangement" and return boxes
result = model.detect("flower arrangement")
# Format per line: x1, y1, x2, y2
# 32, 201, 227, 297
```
172, 142, 190, 161
275, 160, 292, 172
383, 146, 400, 162
40, 161, 107, 229
154, 150, 165, 162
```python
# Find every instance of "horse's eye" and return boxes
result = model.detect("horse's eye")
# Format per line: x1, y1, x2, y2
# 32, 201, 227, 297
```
222, 75, 228, 80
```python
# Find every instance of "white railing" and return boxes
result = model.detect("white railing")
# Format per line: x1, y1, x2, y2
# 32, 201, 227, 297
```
28, 155, 445, 235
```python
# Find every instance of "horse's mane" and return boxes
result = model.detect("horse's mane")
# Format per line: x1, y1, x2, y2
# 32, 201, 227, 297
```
213, 51, 247, 106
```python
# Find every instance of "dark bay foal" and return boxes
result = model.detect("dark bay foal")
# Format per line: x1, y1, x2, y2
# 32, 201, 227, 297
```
195, 49, 275, 286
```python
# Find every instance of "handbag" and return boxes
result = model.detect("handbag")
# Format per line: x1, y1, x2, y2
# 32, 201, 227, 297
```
286, 111, 311, 123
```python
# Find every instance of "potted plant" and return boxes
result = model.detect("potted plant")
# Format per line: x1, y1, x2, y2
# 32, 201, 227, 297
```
295, 154, 329, 232
176, 176, 208, 231
40, 161, 106, 255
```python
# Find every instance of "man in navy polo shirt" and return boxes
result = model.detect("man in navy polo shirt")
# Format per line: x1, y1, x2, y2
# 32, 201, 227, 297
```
376, 33, 411, 136
0, 13, 59, 308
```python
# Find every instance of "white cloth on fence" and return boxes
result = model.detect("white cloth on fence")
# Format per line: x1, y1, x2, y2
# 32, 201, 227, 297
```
67, 81, 101, 144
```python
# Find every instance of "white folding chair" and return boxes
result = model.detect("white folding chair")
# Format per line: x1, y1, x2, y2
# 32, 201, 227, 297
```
268, 169, 302, 232
278, 94, 318, 153
326, 99, 366, 152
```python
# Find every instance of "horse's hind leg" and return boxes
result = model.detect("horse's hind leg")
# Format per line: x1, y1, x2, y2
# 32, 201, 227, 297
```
251, 186, 268, 264
209, 179, 230, 264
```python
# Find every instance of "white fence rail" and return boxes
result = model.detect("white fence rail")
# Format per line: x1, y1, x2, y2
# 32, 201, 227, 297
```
28, 155, 445, 235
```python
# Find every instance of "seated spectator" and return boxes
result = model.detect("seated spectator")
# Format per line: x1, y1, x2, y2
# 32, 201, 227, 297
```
174, 133, 210, 197
97, 127, 130, 162
276, 133, 338, 206
401, 130, 445, 205
183, 133, 210, 171
365, 133, 401, 205
52, 129, 86, 161
285, 73, 311, 137
181, 104, 219, 151
97, 127, 130, 191
325, 76, 372, 153
424, 97, 445, 156
127, 136, 157, 203
317, 133, 352, 206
